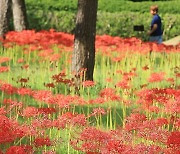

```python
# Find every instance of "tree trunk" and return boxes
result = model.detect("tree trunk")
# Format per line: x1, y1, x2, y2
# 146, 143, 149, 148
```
0, 0, 11, 38
12, 0, 28, 31
72, 0, 98, 82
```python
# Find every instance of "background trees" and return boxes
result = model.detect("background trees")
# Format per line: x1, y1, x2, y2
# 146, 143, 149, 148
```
0, 0, 28, 38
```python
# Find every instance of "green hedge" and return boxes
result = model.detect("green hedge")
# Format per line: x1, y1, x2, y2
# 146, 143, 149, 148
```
26, 0, 180, 14
26, 9, 180, 41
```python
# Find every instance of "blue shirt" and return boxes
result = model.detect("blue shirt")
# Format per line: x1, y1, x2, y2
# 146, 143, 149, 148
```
151, 14, 163, 36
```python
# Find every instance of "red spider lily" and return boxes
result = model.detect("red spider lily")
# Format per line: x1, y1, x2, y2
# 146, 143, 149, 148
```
42, 150, 56, 154
82, 80, 95, 87
99, 88, 120, 101
22, 106, 39, 117
32, 90, 53, 103
21, 64, 29, 70
0, 107, 6, 115
0, 115, 26, 144
17, 87, 33, 96
0, 66, 10, 73
32, 118, 53, 129
148, 72, 165, 82
44, 82, 55, 88
6, 145, 33, 154
132, 144, 163, 154
34, 137, 52, 147
125, 113, 147, 131
19, 78, 29, 83
70, 114, 87, 126
137, 127, 169, 143
90, 107, 106, 117
49, 53, 61, 62
142, 65, 149, 70
74, 127, 112, 153
37, 107, 57, 115
167, 131, 180, 149
0, 57, 10, 64
101, 140, 128, 154
0, 83, 17, 94
166, 77, 175, 84
116, 79, 130, 89
88, 97, 106, 105
17, 58, 24, 63
53, 112, 74, 129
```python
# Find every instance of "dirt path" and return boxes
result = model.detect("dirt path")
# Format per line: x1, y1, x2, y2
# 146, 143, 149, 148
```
163, 35, 180, 46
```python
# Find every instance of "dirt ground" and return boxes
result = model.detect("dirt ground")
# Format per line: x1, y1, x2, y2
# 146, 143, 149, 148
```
163, 35, 180, 46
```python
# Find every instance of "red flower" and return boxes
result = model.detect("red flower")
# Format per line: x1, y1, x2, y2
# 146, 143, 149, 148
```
22, 107, 38, 117
0, 83, 17, 94
167, 131, 180, 148
82, 80, 95, 87
6, 145, 33, 154
148, 72, 165, 82
34, 137, 52, 147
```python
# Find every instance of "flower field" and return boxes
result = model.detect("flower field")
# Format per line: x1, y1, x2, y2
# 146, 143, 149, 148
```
0, 29, 179, 153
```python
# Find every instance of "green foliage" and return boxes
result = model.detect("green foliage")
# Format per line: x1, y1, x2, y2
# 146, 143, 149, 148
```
25, 0, 180, 40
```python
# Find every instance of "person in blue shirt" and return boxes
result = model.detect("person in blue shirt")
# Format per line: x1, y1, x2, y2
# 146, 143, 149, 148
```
147, 5, 163, 44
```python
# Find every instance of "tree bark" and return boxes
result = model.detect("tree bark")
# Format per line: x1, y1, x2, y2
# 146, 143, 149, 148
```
12, 0, 28, 31
72, 0, 98, 82
0, 0, 11, 38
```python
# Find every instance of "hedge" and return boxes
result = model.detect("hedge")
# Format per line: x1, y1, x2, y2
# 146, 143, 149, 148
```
26, 9, 180, 41
26, 0, 180, 14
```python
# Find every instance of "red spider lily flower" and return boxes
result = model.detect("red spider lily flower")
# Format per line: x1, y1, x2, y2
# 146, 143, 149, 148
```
155, 118, 168, 126
19, 78, 29, 83
33, 90, 53, 103
82, 80, 95, 87
53, 112, 74, 129
102, 140, 128, 154
49, 53, 61, 62
42, 150, 56, 154
22, 106, 39, 117
6, 145, 33, 154
142, 65, 149, 70
99, 88, 121, 101
148, 105, 160, 113
99, 88, 116, 98
106, 78, 112, 83
116, 80, 130, 89
0, 66, 10, 73
148, 72, 165, 82
17, 58, 24, 63
45, 82, 55, 88
34, 137, 52, 147
88, 97, 106, 105
167, 131, 180, 149
17, 87, 33, 96
0, 107, 6, 115
125, 113, 147, 131
0, 57, 10, 64
0, 83, 17, 94
37, 107, 57, 115
32, 118, 53, 129
90, 107, 106, 117
71, 114, 87, 126
73, 127, 112, 153
21, 64, 29, 70
166, 77, 174, 84
133, 144, 163, 154
174, 118, 180, 128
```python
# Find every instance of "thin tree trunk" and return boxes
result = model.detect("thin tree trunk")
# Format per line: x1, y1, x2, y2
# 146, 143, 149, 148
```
12, 0, 28, 31
0, 0, 11, 38
72, 0, 98, 82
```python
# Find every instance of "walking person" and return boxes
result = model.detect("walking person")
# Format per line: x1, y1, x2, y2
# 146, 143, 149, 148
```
148, 5, 163, 44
